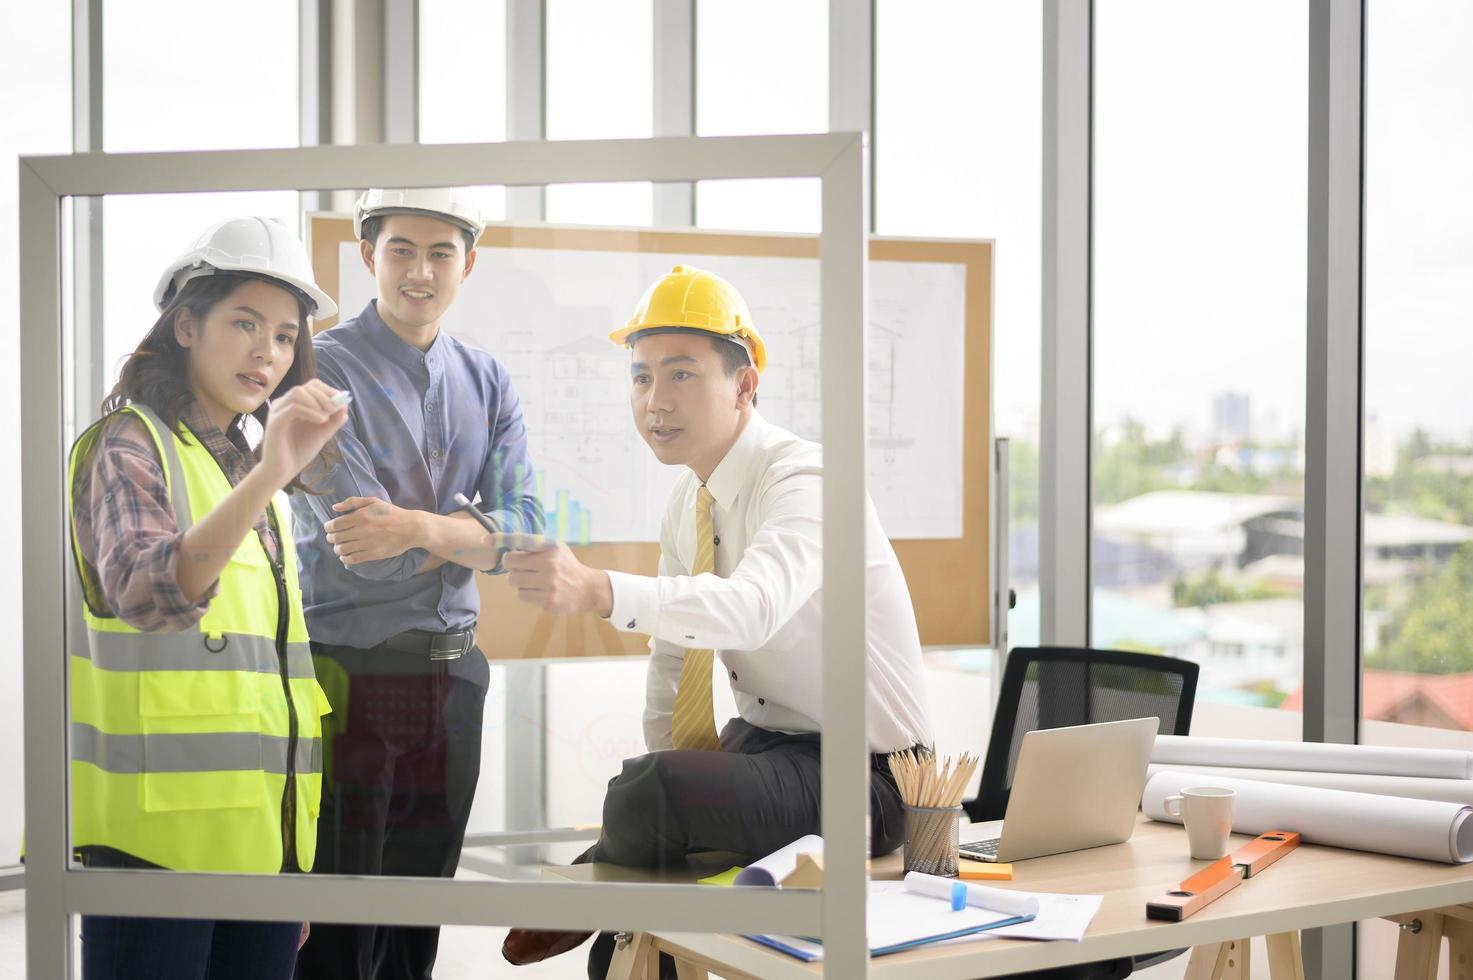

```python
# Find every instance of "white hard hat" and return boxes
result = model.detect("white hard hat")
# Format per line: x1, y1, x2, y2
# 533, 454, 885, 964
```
153, 216, 337, 318
353, 187, 487, 243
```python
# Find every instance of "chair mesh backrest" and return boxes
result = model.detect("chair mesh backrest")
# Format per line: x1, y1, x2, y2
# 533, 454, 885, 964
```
1000, 655, 1190, 795
966, 647, 1198, 822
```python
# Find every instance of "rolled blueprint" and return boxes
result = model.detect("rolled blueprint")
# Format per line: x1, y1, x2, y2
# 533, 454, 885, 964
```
1152, 735, 1473, 780
734, 835, 824, 887
902, 872, 1040, 918
1143, 770, 1473, 864
1145, 764, 1473, 806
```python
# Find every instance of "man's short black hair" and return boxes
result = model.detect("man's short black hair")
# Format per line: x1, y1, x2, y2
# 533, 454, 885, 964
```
710, 336, 757, 406
360, 214, 475, 254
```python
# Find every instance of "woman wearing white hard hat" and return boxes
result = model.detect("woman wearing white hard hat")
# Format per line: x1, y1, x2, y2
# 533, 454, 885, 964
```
67, 216, 347, 980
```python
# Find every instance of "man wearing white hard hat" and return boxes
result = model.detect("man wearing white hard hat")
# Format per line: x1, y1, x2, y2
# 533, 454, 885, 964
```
290, 188, 543, 980
499, 266, 933, 975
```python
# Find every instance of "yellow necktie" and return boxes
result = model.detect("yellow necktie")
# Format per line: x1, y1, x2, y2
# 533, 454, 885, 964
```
670, 485, 722, 752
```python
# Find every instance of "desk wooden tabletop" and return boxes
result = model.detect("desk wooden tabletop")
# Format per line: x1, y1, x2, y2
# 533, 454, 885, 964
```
545, 814, 1473, 978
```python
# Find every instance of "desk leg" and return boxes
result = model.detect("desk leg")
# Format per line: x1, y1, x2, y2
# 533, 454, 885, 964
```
672, 960, 710, 980
1265, 932, 1305, 980
607, 932, 659, 980
1185, 938, 1250, 980
1389, 911, 1446, 980
1441, 916, 1473, 980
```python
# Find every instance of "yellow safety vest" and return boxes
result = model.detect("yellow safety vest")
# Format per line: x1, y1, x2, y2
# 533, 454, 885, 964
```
67, 404, 330, 873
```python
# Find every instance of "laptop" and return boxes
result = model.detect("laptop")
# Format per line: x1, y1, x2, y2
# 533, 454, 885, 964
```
957, 717, 1158, 863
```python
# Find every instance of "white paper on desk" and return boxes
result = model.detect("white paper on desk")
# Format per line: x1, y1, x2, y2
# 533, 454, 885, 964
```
985, 893, 1104, 942
929, 891, 1103, 946
732, 834, 823, 887
750, 880, 1034, 961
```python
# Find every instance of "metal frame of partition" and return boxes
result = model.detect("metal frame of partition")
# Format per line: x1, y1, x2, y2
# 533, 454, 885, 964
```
18, 132, 873, 979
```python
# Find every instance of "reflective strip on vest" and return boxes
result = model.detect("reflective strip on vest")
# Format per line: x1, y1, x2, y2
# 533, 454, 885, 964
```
71, 722, 322, 776
71, 631, 314, 679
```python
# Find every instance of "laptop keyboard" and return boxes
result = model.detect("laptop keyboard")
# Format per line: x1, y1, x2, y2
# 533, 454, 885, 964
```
958, 838, 1001, 859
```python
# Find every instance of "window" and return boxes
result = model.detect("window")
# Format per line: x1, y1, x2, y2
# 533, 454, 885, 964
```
419, 0, 509, 221
1092, 1, 1308, 738
1359, 3, 1473, 971
101, 0, 300, 387
545, 0, 653, 226
876, 0, 1041, 650
695, 0, 825, 232
0, 0, 69, 867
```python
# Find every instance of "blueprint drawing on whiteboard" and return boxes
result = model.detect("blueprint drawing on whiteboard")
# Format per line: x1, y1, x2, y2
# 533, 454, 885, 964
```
337, 244, 966, 542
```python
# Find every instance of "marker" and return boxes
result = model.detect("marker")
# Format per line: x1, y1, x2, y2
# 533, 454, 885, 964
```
331, 390, 352, 408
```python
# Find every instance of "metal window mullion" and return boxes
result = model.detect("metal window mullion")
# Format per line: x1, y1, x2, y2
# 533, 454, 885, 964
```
506, 0, 546, 220
818, 133, 871, 980
70, 0, 103, 441
383, 0, 418, 143
653, 0, 694, 225
1040, 0, 1092, 648
503, 0, 551, 831
1304, 0, 1365, 976
828, 0, 875, 232
298, 0, 332, 215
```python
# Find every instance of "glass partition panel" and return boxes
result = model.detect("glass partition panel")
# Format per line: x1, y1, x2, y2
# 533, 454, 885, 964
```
59, 179, 845, 976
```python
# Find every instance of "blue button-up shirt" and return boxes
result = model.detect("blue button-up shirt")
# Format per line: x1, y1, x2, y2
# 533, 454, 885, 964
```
291, 300, 543, 649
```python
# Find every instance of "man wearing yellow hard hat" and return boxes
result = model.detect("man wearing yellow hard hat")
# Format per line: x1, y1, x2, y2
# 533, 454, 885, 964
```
499, 265, 934, 974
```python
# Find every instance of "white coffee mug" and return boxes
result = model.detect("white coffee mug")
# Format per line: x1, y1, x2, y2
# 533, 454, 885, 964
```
1163, 786, 1237, 860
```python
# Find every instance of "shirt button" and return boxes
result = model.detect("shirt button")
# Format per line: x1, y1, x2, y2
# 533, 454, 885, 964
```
425, 402, 435, 412
430, 449, 441, 459
731, 671, 738, 681
713, 536, 721, 546
758, 697, 765, 706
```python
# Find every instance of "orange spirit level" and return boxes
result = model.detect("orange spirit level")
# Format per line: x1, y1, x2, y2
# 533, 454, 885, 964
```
1146, 831, 1300, 922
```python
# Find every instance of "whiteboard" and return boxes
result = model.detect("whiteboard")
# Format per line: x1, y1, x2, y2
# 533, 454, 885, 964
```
310, 219, 995, 649
334, 242, 966, 541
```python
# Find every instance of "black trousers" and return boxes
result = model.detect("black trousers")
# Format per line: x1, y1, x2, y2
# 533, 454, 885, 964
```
585, 717, 907, 980
294, 640, 489, 980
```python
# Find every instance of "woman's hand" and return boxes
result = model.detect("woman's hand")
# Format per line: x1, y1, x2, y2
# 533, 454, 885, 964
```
257, 379, 349, 490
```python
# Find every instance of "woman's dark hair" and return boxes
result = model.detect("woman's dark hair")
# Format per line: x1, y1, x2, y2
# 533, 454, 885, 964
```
101, 271, 332, 493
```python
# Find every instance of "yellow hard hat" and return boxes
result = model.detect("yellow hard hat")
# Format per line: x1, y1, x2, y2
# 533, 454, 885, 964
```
609, 264, 767, 372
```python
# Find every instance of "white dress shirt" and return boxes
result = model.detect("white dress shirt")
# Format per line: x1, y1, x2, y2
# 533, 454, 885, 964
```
606, 412, 934, 753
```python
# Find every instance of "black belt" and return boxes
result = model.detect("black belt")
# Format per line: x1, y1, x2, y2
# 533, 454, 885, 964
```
382, 626, 476, 661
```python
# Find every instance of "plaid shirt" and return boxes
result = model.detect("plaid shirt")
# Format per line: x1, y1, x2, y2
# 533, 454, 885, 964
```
71, 401, 282, 633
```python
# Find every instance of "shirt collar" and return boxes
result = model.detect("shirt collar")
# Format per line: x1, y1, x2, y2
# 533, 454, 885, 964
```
359, 299, 442, 373
702, 411, 767, 511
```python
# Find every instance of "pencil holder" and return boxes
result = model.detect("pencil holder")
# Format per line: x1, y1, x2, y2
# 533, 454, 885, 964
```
902, 804, 962, 877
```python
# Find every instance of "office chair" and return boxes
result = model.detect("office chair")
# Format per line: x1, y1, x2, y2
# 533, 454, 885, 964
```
971, 646, 1199, 980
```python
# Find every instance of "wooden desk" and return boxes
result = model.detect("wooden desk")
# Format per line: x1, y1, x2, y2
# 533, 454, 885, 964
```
546, 814, 1473, 979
